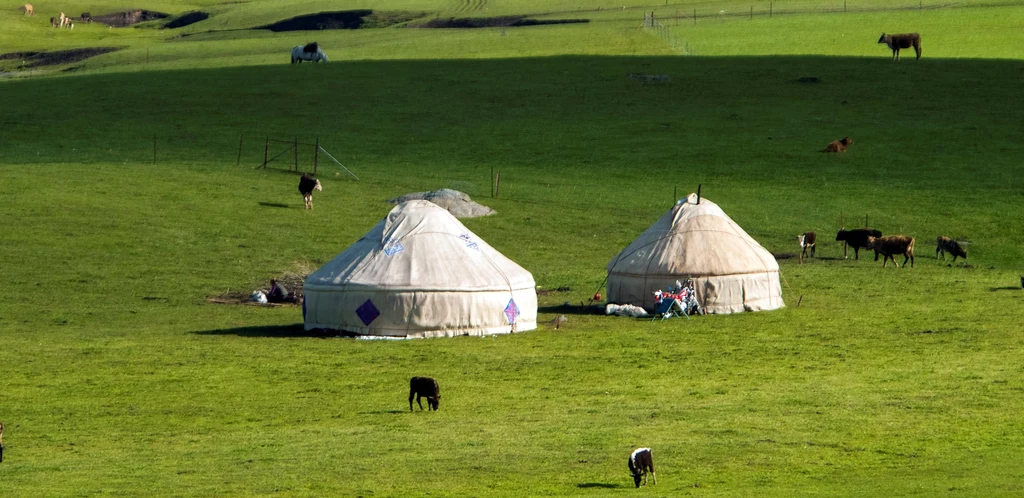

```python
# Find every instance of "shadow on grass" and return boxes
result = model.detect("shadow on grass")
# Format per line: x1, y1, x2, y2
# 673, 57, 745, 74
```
989, 286, 1022, 292
358, 410, 407, 415
192, 323, 331, 338
577, 482, 625, 489
258, 201, 290, 208
538, 304, 605, 316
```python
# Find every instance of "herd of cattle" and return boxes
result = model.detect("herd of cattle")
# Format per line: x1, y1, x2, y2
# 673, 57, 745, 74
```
798, 228, 967, 268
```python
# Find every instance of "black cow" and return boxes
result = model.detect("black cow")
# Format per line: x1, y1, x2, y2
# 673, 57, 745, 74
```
409, 377, 440, 411
628, 447, 656, 488
835, 228, 882, 260
298, 173, 322, 210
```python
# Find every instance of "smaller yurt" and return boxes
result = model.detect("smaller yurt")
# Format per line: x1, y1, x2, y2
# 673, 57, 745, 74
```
303, 200, 537, 338
606, 193, 783, 314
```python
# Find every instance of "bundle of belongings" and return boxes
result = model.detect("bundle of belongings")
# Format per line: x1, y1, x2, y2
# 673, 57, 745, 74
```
652, 280, 704, 319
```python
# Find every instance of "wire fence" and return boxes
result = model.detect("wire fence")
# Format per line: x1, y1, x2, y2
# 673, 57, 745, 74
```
638, 0, 1024, 51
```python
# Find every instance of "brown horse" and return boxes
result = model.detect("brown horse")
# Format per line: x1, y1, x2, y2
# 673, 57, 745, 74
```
878, 33, 921, 61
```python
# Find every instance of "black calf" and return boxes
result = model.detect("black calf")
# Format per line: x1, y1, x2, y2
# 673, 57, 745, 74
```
409, 376, 440, 411
628, 447, 656, 488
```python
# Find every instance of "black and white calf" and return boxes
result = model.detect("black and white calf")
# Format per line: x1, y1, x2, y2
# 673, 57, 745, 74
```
409, 376, 440, 411
298, 173, 322, 210
628, 447, 656, 488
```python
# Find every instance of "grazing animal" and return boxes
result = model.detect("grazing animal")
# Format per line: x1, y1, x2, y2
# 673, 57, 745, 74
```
23, 3, 33, 16
878, 33, 921, 61
291, 44, 329, 64
628, 447, 656, 488
798, 232, 817, 262
835, 228, 883, 260
50, 16, 57, 27
867, 235, 915, 268
936, 236, 967, 262
59, 12, 67, 28
298, 173, 322, 210
409, 376, 440, 411
824, 137, 853, 153
81, 12, 92, 23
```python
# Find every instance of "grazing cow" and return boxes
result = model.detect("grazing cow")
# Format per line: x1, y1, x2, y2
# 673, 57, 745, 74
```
835, 228, 883, 260
628, 447, 656, 488
298, 173, 322, 210
824, 137, 853, 153
936, 236, 967, 262
81, 12, 92, 23
409, 376, 440, 411
23, 3, 33, 16
878, 33, 921, 61
867, 235, 915, 268
798, 231, 817, 263
50, 16, 57, 28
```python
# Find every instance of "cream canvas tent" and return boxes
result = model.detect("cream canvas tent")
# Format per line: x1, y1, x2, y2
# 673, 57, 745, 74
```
303, 200, 537, 338
606, 193, 783, 314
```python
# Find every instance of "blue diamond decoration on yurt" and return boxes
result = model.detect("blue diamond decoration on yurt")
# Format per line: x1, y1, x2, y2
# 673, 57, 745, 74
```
356, 299, 381, 326
504, 298, 520, 325
459, 233, 480, 251
383, 240, 404, 256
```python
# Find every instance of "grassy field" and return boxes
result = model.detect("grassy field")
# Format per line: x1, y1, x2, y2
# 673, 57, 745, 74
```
3, 0, 1024, 496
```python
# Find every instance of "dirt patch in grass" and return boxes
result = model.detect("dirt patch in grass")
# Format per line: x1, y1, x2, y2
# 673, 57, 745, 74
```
94, 10, 169, 27
414, 16, 589, 28
165, 11, 209, 29
207, 266, 312, 307
0, 47, 121, 68
261, 10, 423, 31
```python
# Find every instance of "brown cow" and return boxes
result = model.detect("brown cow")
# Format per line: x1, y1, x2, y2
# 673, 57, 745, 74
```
878, 33, 922, 61
798, 232, 817, 263
824, 137, 853, 153
867, 235, 915, 268
936, 236, 967, 262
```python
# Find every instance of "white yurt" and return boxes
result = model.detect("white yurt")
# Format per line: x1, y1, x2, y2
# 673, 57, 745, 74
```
303, 200, 537, 338
606, 193, 783, 314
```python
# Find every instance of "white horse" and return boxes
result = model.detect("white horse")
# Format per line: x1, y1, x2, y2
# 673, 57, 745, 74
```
291, 45, 329, 64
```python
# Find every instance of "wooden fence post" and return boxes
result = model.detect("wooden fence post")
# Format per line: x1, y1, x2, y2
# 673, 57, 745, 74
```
495, 171, 501, 199
263, 137, 269, 168
236, 134, 243, 167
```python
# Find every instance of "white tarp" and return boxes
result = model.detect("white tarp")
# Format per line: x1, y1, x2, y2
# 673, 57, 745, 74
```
606, 193, 783, 314
303, 200, 537, 338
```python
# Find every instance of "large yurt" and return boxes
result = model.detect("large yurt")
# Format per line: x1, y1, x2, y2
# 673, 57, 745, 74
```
303, 200, 537, 338
606, 193, 784, 314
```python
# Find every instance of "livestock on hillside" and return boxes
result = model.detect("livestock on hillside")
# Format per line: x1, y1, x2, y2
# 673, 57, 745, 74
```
628, 448, 656, 488
798, 231, 817, 263
936, 236, 967, 262
291, 44, 329, 64
867, 235, 915, 268
878, 33, 922, 61
50, 16, 56, 27
835, 228, 882, 260
81, 12, 92, 23
23, 3, 33, 15
298, 173, 322, 210
409, 376, 440, 411
824, 137, 853, 153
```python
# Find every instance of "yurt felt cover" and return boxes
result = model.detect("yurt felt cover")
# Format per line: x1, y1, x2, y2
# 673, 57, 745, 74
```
606, 193, 783, 314
303, 200, 537, 338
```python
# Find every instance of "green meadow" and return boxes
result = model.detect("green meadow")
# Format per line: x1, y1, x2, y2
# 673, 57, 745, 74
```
2, 1, 1024, 496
